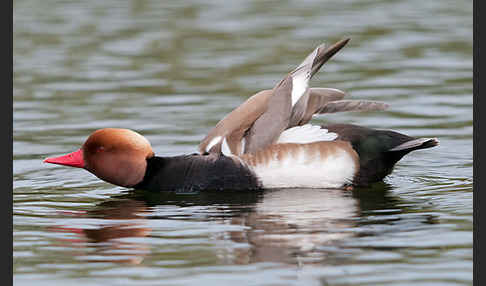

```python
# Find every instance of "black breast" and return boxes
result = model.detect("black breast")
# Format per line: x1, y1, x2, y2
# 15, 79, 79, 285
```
133, 153, 262, 192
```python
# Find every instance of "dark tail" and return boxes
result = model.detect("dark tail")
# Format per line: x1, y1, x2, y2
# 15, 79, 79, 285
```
352, 137, 439, 187
324, 124, 439, 186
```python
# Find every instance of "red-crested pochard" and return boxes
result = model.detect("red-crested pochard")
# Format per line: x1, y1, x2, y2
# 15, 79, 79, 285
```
44, 38, 439, 191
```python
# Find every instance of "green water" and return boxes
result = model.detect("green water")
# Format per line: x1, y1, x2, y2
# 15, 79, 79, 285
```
13, 0, 472, 285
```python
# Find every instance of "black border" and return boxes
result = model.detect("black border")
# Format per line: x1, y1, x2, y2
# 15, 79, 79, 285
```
7, 0, 13, 284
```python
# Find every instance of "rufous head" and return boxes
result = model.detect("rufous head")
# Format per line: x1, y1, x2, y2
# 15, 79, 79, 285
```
44, 128, 154, 187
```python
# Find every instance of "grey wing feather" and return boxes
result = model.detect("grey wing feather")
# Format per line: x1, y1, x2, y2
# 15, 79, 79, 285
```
244, 76, 293, 154
292, 88, 347, 126
316, 100, 389, 114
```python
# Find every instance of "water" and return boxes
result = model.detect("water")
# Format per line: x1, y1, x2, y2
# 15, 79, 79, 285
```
13, 0, 473, 285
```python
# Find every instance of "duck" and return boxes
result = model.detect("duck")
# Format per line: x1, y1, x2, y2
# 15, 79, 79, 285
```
44, 38, 439, 191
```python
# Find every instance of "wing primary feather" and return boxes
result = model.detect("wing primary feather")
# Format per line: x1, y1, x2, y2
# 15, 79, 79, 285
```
317, 100, 389, 114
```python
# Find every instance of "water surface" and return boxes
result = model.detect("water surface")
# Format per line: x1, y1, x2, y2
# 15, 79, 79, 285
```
13, 0, 472, 285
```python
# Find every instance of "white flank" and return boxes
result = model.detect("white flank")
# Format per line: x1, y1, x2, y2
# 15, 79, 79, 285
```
249, 147, 356, 189
221, 137, 232, 156
276, 124, 337, 144
206, 136, 222, 152
291, 68, 310, 107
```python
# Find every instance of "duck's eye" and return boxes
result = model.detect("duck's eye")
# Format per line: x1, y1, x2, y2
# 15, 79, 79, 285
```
96, 146, 105, 153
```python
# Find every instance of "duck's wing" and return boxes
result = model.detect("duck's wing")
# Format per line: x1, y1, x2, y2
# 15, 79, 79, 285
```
244, 39, 351, 154
199, 38, 351, 155
198, 87, 352, 154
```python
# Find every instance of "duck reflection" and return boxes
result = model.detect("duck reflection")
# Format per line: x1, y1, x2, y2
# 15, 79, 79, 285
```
225, 188, 358, 264
49, 198, 152, 264
123, 187, 363, 265
50, 183, 417, 266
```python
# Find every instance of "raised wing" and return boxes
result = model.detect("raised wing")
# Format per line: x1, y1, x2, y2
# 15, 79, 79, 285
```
198, 87, 351, 154
237, 39, 352, 154
199, 38, 362, 155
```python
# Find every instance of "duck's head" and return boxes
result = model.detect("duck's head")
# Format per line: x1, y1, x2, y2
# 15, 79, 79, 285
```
44, 128, 154, 187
